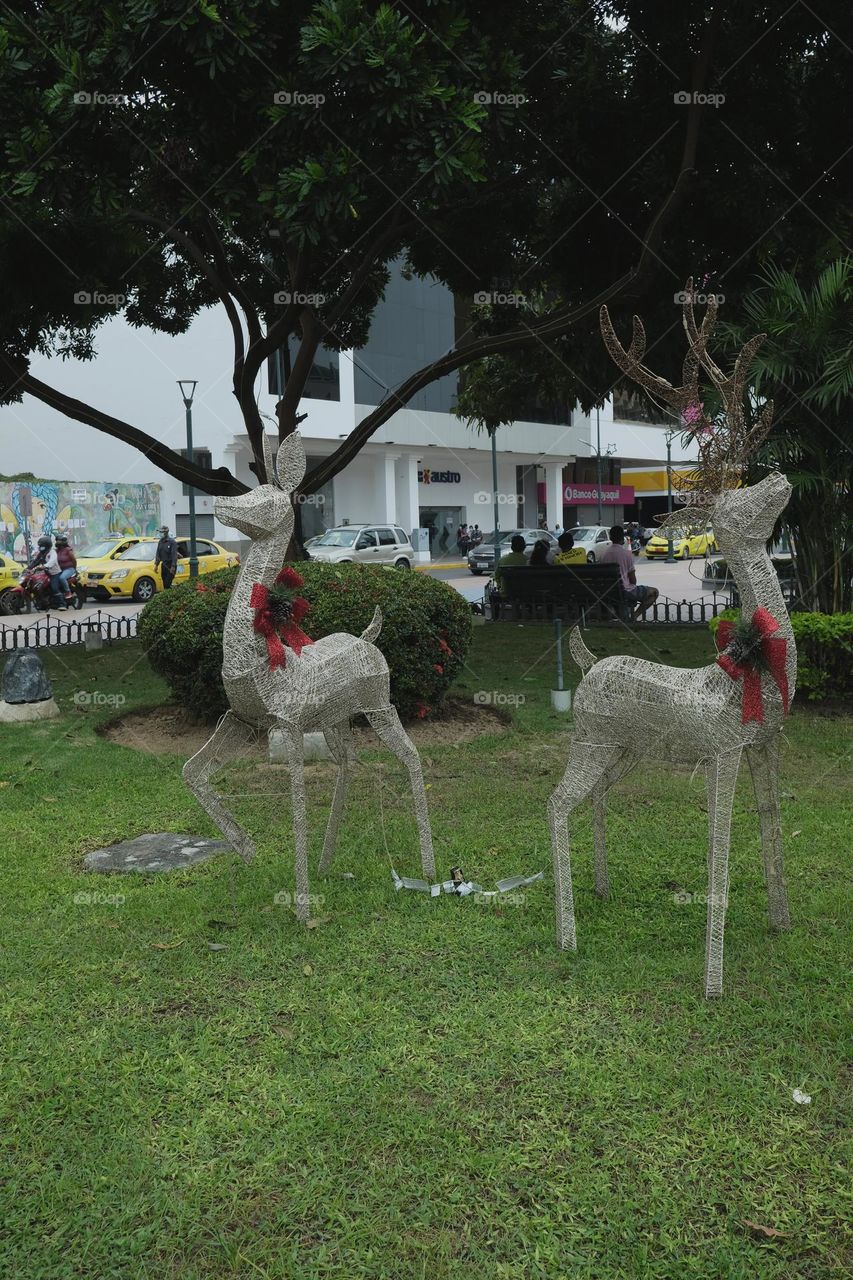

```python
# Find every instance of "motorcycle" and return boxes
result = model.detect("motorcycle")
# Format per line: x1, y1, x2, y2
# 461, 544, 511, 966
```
2, 565, 85, 615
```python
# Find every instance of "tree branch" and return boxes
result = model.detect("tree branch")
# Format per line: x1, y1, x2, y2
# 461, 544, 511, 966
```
301, 14, 722, 496
5, 358, 247, 495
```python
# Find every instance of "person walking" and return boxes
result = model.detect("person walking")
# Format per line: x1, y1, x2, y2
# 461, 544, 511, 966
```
154, 525, 179, 589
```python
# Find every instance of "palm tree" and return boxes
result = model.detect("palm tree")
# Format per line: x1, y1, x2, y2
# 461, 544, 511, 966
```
725, 259, 853, 613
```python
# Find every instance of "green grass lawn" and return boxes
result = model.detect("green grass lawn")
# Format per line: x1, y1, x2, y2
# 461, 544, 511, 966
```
1, 625, 850, 1279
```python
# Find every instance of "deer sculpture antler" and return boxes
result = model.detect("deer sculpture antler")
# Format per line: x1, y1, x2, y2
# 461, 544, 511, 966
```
601, 280, 775, 519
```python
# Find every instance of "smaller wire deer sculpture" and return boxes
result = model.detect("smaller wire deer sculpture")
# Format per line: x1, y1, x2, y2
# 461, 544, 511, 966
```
549, 283, 796, 997
183, 431, 436, 919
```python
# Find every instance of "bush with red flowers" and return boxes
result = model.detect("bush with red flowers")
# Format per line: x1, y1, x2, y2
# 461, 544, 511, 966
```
138, 560, 472, 721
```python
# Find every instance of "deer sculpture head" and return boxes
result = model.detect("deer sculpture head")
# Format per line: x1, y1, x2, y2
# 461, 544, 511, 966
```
600, 279, 779, 545
215, 432, 306, 542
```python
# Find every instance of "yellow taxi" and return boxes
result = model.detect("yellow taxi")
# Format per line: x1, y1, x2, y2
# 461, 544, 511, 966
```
0, 550, 22, 611
644, 525, 717, 560
77, 536, 239, 602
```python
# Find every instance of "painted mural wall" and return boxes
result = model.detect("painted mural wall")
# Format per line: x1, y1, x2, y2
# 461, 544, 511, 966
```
0, 477, 162, 561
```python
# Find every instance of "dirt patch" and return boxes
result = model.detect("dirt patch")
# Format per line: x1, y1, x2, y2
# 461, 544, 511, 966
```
102, 697, 508, 757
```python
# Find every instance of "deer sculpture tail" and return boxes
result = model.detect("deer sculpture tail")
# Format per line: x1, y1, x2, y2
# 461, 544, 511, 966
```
569, 626, 597, 675
361, 606, 383, 644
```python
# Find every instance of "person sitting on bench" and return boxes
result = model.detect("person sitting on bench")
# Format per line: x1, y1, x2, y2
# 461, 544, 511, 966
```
495, 534, 528, 590
553, 530, 586, 566
529, 539, 552, 567
599, 525, 659, 620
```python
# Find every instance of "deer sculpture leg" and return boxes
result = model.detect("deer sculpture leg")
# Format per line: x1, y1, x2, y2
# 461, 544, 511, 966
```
548, 741, 624, 949
704, 748, 742, 998
182, 711, 258, 863
362, 705, 436, 880
317, 720, 356, 875
591, 751, 634, 900
270, 724, 311, 921
746, 738, 791, 931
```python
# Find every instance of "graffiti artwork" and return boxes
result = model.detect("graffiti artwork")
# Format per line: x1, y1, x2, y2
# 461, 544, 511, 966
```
0, 477, 162, 561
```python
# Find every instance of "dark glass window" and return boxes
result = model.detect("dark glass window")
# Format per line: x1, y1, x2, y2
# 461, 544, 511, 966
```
268, 341, 340, 400
178, 447, 212, 497
377, 528, 396, 545
354, 263, 458, 412
612, 387, 675, 426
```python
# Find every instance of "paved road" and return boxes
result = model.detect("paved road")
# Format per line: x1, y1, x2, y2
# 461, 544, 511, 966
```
0, 556, 727, 645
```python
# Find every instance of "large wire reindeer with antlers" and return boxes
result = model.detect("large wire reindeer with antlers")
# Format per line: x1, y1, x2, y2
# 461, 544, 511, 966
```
183, 432, 436, 920
549, 283, 796, 997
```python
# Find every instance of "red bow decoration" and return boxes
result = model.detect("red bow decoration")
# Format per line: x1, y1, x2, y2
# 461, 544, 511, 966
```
716, 607, 789, 724
249, 566, 313, 670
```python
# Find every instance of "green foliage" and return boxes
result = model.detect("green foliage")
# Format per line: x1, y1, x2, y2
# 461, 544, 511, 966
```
722, 258, 853, 613
1, 2, 851, 492
138, 562, 472, 721
710, 609, 853, 701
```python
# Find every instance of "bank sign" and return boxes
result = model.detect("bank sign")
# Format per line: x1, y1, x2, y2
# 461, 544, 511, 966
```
418, 467, 461, 484
564, 483, 635, 505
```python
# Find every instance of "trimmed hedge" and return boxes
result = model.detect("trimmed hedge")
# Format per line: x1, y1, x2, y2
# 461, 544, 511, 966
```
710, 609, 853, 701
137, 561, 473, 721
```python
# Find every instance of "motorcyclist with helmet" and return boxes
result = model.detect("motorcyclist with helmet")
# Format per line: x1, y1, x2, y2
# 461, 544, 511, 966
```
54, 534, 78, 602
30, 535, 67, 609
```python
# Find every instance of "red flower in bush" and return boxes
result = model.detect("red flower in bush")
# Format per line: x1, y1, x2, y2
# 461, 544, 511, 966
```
438, 637, 452, 655
415, 702, 430, 719
433, 664, 444, 673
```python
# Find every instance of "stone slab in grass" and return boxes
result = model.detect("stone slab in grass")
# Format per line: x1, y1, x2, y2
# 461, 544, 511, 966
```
83, 833, 230, 874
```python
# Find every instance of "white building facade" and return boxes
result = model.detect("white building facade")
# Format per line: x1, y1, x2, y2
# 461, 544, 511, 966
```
0, 266, 697, 556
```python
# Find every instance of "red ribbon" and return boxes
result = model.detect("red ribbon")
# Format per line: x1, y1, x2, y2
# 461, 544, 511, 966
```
716, 607, 789, 724
250, 567, 313, 670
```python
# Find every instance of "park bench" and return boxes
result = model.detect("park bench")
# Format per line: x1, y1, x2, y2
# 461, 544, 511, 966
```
491, 563, 624, 622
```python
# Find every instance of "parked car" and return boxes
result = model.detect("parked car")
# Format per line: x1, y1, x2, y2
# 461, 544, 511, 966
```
703, 546, 795, 598
0, 551, 22, 613
306, 524, 415, 568
567, 526, 612, 563
644, 526, 717, 559
78, 536, 239, 602
467, 528, 558, 575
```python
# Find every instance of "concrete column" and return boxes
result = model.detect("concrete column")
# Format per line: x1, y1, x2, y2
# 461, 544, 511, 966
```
545, 462, 564, 530
339, 349, 356, 408
394, 454, 418, 530
375, 453, 397, 523
520, 464, 539, 526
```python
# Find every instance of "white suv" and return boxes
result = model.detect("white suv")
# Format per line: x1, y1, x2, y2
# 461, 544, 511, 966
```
306, 524, 414, 568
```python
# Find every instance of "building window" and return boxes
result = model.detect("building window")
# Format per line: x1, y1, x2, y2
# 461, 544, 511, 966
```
178, 447, 213, 497
175, 514, 215, 538
268, 341, 340, 400
612, 387, 676, 426
301, 455, 334, 540
354, 261, 458, 412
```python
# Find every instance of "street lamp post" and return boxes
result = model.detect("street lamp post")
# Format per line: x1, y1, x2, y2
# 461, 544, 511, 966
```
177, 380, 199, 578
490, 426, 500, 587
664, 427, 676, 563
595, 406, 603, 525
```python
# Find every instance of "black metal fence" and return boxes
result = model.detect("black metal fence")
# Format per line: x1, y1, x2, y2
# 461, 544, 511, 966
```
633, 594, 732, 624
486, 589, 735, 626
0, 610, 138, 652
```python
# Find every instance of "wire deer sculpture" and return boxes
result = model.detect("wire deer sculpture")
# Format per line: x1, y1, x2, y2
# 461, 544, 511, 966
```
183, 431, 436, 919
549, 283, 796, 997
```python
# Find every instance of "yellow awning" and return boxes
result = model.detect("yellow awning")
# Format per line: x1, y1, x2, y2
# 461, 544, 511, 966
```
620, 466, 695, 495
